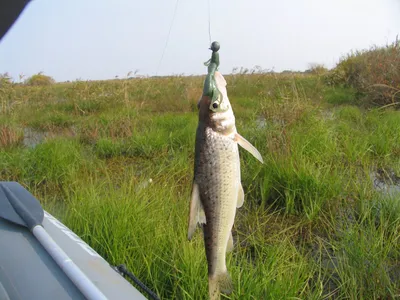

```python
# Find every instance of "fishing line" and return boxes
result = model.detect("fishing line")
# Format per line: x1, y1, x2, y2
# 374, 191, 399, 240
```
155, 0, 180, 76
143, 0, 179, 100
207, 0, 212, 45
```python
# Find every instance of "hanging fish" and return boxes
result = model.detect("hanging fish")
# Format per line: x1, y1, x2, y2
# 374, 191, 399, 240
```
188, 41, 263, 300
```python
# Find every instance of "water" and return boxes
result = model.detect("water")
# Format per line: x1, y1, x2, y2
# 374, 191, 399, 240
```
256, 115, 267, 129
22, 126, 77, 148
371, 169, 400, 198
23, 127, 48, 148
256, 115, 286, 129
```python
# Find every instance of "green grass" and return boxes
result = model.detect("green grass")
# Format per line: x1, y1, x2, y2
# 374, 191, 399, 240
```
323, 39, 400, 107
0, 73, 399, 299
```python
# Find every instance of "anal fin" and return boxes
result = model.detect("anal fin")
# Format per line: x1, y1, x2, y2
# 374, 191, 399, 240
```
188, 181, 206, 240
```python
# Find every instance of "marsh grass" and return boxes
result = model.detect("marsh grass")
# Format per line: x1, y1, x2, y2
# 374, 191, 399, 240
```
324, 38, 400, 107
0, 72, 399, 299
0, 124, 23, 148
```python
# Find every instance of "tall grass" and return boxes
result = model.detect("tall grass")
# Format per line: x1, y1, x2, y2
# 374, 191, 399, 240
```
0, 68, 399, 299
325, 38, 400, 107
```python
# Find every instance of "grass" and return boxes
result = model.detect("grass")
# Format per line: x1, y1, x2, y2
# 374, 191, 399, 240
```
324, 38, 400, 107
0, 70, 399, 299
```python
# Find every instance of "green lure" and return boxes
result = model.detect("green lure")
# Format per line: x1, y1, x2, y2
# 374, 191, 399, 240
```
203, 41, 221, 105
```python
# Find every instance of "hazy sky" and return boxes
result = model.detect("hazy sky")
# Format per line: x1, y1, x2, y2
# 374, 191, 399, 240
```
0, 0, 399, 82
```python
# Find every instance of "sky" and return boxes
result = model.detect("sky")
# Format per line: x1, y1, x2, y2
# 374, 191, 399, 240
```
0, 0, 399, 82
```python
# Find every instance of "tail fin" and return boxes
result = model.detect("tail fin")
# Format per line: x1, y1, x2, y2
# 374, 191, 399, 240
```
208, 271, 233, 300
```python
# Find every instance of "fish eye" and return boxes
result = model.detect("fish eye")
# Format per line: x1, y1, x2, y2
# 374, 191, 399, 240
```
212, 102, 218, 109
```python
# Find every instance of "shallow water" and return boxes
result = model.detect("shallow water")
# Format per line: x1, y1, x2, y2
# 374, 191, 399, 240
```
256, 115, 267, 129
22, 126, 77, 148
371, 169, 400, 198
23, 127, 48, 148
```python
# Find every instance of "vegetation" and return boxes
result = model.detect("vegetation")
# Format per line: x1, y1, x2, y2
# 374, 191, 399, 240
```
0, 43, 399, 299
305, 63, 329, 75
324, 38, 400, 107
25, 72, 55, 86
0, 72, 13, 86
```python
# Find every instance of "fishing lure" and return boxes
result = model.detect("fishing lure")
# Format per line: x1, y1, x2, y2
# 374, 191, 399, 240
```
203, 41, 228, 113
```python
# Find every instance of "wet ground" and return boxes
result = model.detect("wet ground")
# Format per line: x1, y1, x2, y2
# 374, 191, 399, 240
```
371, 168, 400, 198
22, 127, 76, 148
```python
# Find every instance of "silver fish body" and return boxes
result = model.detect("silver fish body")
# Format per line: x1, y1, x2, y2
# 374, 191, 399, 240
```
188, 72, 263, 299
195, 123, 240, 297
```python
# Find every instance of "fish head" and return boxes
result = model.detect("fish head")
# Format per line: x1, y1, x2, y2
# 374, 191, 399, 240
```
198, 72, 236, 135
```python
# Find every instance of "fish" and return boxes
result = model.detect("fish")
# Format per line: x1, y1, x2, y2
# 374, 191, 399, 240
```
188, 71, 263, 299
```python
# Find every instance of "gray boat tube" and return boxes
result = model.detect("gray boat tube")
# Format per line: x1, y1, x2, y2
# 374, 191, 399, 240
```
0, 182, 147, 300
32, 225, 107, 300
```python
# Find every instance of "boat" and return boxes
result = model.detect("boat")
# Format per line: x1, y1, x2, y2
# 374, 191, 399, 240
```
0, 181, 150, 300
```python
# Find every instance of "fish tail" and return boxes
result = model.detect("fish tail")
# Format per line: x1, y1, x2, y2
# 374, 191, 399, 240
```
208, 271, 233, 300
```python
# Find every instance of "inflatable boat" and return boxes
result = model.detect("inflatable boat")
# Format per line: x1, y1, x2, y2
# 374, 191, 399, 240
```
0, 181, 152, 300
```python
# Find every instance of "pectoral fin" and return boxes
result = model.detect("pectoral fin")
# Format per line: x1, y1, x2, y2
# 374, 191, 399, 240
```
235, 133, 264, 164
188, 181, 206, 240
237, 183, 244, 208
